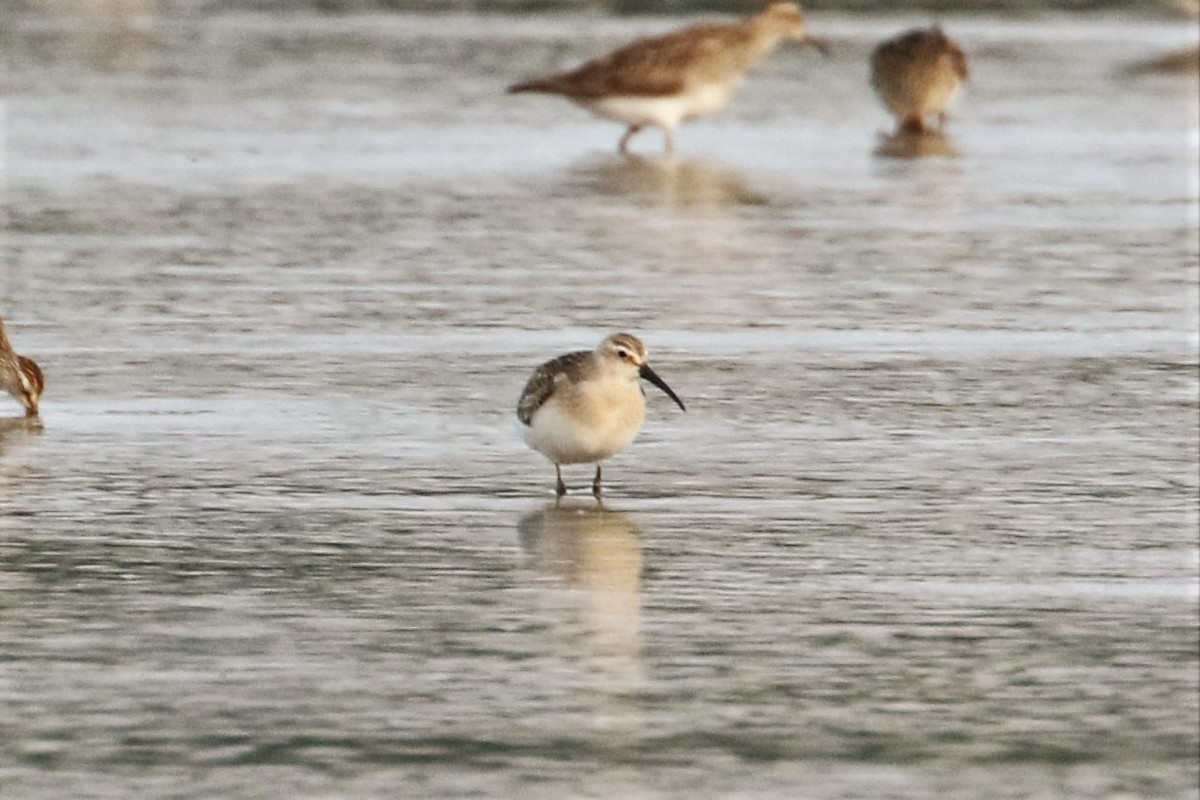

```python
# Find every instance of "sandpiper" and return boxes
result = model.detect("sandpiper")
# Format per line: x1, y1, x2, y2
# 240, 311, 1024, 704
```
508, 2, 827, 155
870, 26, 968, 135
0, 316, 45, 418
517, 333, 685, 499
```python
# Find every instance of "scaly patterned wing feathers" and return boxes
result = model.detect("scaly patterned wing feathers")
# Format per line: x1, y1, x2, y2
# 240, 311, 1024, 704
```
517, 350, 590, 426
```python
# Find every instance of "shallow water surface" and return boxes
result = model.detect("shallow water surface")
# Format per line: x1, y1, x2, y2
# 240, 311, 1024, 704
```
1, 8, 1198, 800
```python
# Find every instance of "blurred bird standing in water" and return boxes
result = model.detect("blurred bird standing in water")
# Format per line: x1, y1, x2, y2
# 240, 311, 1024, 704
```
508, 2, 828, 155
870, 26, 968, 135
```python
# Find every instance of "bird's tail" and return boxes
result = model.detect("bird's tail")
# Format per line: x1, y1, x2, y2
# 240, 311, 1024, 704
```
507, 78, 558, 94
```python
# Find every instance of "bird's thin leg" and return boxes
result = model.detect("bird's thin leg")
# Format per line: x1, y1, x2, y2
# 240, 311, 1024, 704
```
592, 465, 603, 500
663, 127, 677, 156
555, 464, 567, 498
618, 125, 642, 154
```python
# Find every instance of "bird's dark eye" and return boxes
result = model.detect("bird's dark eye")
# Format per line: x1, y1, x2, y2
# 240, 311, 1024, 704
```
617, 350, 628, 359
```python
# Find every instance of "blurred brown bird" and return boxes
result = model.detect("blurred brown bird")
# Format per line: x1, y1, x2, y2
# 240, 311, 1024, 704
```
0, 316, 45, 418
509, 2, 827, 155
870, 26, 969, 135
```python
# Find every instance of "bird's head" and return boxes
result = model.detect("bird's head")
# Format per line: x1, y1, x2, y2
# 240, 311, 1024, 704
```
759, 2, 829, 56
600, 333, 685, 412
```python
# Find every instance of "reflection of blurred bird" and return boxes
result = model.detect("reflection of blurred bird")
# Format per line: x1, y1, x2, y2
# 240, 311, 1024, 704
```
508, 2, 827, 154
870, 26, 968, 135
874, 127, 959, 159
0, 317, 45, 418
517, 333, 685, 500
577, 153, 768, 208
0, 416, 44, 456
76, 0, 160, 71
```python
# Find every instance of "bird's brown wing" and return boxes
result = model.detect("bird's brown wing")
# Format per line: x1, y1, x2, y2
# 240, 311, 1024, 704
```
512, 24, 739, 99
516, 350, 590, 425
872, 28, 969, 84
17, 356, 44, 396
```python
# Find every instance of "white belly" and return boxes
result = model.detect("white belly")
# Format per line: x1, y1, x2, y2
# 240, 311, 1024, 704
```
523, 381, 646, 465
577, 82, 737, 129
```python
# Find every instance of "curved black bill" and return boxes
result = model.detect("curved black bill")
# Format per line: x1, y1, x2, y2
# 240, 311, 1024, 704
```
640, 363, 686, 412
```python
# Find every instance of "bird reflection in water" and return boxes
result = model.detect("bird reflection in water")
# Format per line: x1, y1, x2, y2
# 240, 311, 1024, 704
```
0, 416, 44, 450
70, 0, 159, 71
873, 127, 959, 160
570, 153, 769, 210
0, 417, 44, 505
518, 501, 645, 702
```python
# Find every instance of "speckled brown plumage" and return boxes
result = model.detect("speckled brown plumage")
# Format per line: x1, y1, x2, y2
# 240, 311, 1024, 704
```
0, 316, 45, 418
517, 350, 593, 426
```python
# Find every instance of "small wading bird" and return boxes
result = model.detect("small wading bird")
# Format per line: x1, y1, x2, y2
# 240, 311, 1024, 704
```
870, 26, 968, 135
508, 1, 828, 155
0, 316, 45, 418
517, 333, 685, 500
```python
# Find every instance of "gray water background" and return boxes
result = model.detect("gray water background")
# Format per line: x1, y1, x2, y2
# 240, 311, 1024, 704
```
2, 4, 1199, 799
